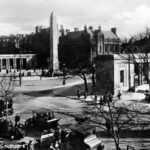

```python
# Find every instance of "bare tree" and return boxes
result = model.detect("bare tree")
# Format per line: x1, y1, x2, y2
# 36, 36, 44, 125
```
0, 73, 16, 134
120, 28, 150, 89
69, 65, 89, 98
82, 89, 149, 150
81, 58, 150, 150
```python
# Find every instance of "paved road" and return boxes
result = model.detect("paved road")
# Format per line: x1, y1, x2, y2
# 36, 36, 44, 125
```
101, 138, 150, 150
6, 77, 150, 150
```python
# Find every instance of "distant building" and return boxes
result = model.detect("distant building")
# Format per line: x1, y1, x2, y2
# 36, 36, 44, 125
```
0, 54, 36, 70
58, 25, 120, 68
0, 34, 36, 70
0, 11, 121, 74
95, 55, 134, 95
96, 54, 150, 95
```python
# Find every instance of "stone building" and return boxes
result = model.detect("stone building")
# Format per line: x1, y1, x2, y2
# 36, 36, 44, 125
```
95, 55, 134, 95
0, 54, 36, 70
58, 25, 120, 69
95, 53, 150, 95
0, 34, 36, 71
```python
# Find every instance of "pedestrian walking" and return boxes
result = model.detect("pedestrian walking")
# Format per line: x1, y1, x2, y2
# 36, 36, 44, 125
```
28, 140, 34, 150
117, 90, 121, 100
107, 92, 112, 102
99, 96, 103, 108
15, 114, 20, 127
77, 89, 80, 99
84, 92, 87, 99
94, 94, 97, 102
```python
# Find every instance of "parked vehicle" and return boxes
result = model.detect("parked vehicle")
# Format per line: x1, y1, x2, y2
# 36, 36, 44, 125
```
61, 124, 104, 150
25, 110, 59, 132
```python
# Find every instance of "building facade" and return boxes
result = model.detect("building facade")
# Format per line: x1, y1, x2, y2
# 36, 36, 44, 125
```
0, 34, 37, 71
96, 54, 150, 95
58, 25, 120, 69
0, 54, 36, 70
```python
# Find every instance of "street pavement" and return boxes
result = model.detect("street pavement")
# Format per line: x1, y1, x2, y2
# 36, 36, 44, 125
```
101, 138, 150, 150
2, 75, 150, 149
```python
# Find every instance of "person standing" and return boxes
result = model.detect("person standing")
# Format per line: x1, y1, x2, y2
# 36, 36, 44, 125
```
77, 89, 81, 99
28, 140, 34, 150
117, 90, 121, 100
15, 114, 20, 127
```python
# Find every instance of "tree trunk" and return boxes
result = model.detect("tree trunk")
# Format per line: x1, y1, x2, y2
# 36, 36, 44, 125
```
113, 135, 120, 150
115, 143, 120, 150
83, 73, 88, 99
92, 72, 95, 88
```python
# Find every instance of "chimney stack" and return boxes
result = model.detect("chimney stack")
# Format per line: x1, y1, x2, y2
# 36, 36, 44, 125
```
74, 27, 79, 32
89, 26, 93, 31
111, 28, 117, 35
66, 29, 70, 34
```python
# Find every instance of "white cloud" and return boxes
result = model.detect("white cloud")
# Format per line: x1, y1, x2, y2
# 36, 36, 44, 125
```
110, 5, 150, 38
0, 23, 23, 35
0, 0, 150, 37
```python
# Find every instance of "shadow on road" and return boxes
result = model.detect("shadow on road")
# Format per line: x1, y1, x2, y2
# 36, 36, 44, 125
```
22, 83, 92, 98
98, 129, 150, 138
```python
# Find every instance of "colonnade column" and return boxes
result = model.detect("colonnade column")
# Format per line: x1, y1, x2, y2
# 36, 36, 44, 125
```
1, 59, 3, 69
21, 58, 23, 69
6, 59, 10, 70
0, 59, 1, 70
13, 58, 16, 69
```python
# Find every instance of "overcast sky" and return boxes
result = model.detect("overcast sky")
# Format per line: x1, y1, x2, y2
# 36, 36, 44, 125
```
0, 0, 150, 38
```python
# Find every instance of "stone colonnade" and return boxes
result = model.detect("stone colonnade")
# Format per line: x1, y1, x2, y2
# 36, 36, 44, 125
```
0, 58, 26, 69
0, 54, 36, 70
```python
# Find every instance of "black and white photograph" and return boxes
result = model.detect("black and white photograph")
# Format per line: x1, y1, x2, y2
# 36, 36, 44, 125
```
0, 0, 150, 149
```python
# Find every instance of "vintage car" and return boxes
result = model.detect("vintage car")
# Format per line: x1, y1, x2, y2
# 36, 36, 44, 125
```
61, 124, 104, 150
25, 110, 59, 132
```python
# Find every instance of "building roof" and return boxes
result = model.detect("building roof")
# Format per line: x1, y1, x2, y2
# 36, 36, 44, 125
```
65, 29, 118, 42
103, 31, 118, 39
66, 31, 85, 42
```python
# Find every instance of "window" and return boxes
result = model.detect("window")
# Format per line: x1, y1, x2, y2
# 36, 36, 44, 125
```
120, 70, 124, 83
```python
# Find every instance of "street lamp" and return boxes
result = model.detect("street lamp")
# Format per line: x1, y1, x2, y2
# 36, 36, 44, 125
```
15, 38, 22, 86
92, 64, 96, 88
47, 58, 50, 76
5, 90, 8, 135
19, 44, 22, 86
47, 58, 50, 69
63, 64, 66, 85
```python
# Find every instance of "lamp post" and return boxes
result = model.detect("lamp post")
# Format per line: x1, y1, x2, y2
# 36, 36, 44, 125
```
47, 58, 50, 70
19, 45, 22, 86
5, 91, 8, 135
63, 64, 66, 85
92, 64, 96, 88
15, 38, 22, 86
47, 58, 50, 76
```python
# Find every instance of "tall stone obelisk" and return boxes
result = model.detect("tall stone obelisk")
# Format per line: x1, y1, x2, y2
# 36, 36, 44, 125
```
50, 11, 59, 75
